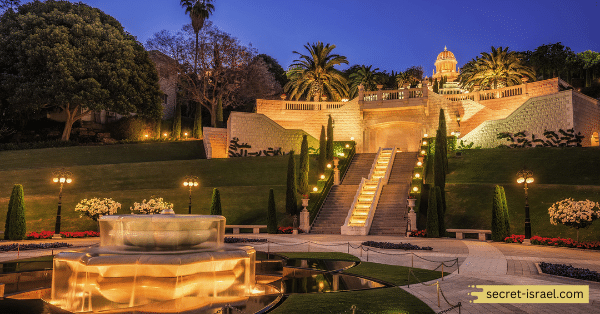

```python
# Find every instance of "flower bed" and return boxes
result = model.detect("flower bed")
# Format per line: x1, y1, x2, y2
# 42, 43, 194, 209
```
361, 241, 433, 251
277, 226, 304, 234
504, 234, 600, 250
26, 230, 99, 240
408, 230, 427, 237
0, 242, 72, 252
539, 262, 600, 282
224, 237, 268, 243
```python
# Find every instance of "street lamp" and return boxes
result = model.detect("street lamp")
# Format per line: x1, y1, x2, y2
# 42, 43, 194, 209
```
517, 168, 534, 243
52, 169, 72, 239
183, 176, 199, 214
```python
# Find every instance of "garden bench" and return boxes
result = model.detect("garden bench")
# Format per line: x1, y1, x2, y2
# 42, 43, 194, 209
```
447, 229, 491, 241
226, 225, 267, 234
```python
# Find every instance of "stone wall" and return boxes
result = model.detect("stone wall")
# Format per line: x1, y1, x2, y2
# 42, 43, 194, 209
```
203, 127, 228, 159
460, 90, 576, 148
227, 112, 318, 157
572, 91, 600, 146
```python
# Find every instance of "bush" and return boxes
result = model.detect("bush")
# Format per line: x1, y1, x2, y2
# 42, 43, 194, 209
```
361, 241, 432, 250
539, 262, 600, 282
491, 185, 507, 241
318, 126, 326, 175
426, 187, 439, 238
75, 198, 121, 221
5, 184, 26, 240
210, 188, 222, 215
107, 116, 153, 141
286, 151, 298, 216
130, 197, 173, 214
267, 189, 277, 234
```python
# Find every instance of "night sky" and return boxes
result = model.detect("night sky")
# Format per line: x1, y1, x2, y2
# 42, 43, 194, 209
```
21, 0, 600, 75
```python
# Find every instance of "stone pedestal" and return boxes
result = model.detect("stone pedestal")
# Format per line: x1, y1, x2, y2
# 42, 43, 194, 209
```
52, 233, 63, 239
333, 158, 340, 185
300, 198, 310, 232
407, 198, 417, 235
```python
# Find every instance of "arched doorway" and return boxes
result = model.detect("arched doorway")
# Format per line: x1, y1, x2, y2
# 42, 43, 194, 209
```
364, 121, 423, 153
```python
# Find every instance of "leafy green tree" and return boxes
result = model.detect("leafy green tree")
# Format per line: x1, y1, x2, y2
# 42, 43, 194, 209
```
216, 98, 223, 128
267, 188, 277, 234
0, 1, 163, 141
210, 188, 222, 215
173, 101, 182, 139
491, 185, 506, 241
285, 42, 349, 101
318, 126, 326, 175
298, 135, 309, 196
326, 115, 334, 161
521, 42, 575, 81
192, 101, 202, 138
5, 184, 26, 240
426, 187, 439, 238
0, 0, 19, 13
257, 54, 288, 90
459, 46, 536, 91
286, 151, 298, 216
577, 50, 600, 87
349, 65, 383, 99
180, 0, 214, 74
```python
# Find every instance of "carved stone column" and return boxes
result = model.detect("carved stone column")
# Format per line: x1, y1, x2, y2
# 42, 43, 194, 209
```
300, 198, 310, 233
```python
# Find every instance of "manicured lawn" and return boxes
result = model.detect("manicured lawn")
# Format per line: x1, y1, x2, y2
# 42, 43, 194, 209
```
277, 252, 360, 261
0, 142, 321, 233
445, 147, 600, 241
344, 262, 449, 286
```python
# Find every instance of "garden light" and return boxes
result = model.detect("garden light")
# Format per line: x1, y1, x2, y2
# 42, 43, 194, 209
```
420, 150, 426, 155
345, 144, 350, 148
163, 133, 168, 137
183, 176, 199, 214
327, 164, 332, 169
52, 169, 73, 238
313, 186, 318, 192
350, 137, 354, 141
417, 161, 423, 167
144, 134, 149, 139
424, 133, 428, 137
415, 173, 421, 179
422, 141, 427, 145
339, 152, 345, 157
412, 186, 419, 192
320, 174, 325, 180
517, 168, 534, 242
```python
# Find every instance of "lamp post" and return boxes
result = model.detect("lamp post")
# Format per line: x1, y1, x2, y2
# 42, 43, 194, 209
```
183, 176, 199, 214
517, 168, 534, 244
52, 170, 72, 239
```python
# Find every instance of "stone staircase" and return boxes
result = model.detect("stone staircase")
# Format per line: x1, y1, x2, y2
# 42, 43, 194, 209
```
310, 153, 375, 234
369, 152, 417, 235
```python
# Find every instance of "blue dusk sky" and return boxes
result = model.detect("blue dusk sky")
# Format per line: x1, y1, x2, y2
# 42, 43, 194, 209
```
21, 0, 600, 75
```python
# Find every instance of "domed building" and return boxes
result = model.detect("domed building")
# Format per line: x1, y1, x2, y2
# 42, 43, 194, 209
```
432, 46, 459, 82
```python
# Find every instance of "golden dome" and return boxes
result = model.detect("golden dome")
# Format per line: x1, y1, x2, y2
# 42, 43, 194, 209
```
436, 46, 456, 61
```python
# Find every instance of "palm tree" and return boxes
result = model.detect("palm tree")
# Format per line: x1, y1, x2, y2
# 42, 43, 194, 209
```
458, 46, 536, 92
349, 65, 383, 99
285, 42, 349, 101
180, 0, 215, 74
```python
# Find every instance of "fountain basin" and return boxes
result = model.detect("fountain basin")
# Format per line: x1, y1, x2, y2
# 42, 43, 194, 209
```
99, 215, 225, 249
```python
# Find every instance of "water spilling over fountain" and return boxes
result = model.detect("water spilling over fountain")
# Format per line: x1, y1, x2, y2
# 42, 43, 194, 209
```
50, 212, 260, 313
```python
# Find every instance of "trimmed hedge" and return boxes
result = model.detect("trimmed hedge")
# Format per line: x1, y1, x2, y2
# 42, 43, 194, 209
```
267, 188, 277, 234
210, 188, 222, 215
5, 184, 26, 240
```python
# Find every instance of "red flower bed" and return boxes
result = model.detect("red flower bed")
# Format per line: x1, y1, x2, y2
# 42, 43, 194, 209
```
409, 229, 427, 237
504, 234, 600, 250
277, 226, 304, 234
27, 230, 99, 240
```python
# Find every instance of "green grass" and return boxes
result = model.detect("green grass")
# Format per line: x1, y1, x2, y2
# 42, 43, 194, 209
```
344, 262, 449, 286
276, 252, 360, 261
445, 147, 600, 241
0, 142, 322, 233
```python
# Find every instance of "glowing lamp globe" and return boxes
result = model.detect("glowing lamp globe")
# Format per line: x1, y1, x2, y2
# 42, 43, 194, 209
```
350, 137, 354, 141
421, 150, 426, 155
345, 144, 350, 148
320, 174, 325, 180
417, 161, 423, 167
422, 141, 427, 145
313, 187, 318, 192
415, 173, 421, 179
53, 178, 59, 183
327, 164, 332, 169
517, 178, 525, 184
526, 178, 534, 184
412, 187, 419, 192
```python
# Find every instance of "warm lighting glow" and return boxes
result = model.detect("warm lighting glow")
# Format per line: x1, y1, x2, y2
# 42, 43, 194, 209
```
184, 182, 189, 186
341, 98, 349, 102
517, 178, 525, 184
417, 161, 423, 167
526, 177, 534, 184
424, 133, 428, 137
422, 141, 427, 145
327, 164, 332, 169
144, 134, 149, 138
421, 150, 426, 155
313, 186, 318, 192
66, 178, 72, 184
415, 173, 421, 178
345, 144, 350, 148
163, 133, 168, 137
53, 178, 59, 183
339, 152, 345, 157
320, 174, 325, 180
350, 137, 354, 141
194, 182, 199, 187
451, 131, 455, 136
59, 178, 65, 183
413, 186, 419, 192
184, 132, 188, 137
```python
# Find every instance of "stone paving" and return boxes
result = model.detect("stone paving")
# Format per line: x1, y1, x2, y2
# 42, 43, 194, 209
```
2, 234, 600, 313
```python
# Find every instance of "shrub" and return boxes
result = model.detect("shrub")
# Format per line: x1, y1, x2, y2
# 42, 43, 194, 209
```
286, 151, 298, 216
75, 198, 121, 221
426, 187, 439, 238
539, 262, 600, 282
548, 198, 600, 241
409, 230, 427, 237
107, 116, 152, 141
435, 186, 445, 236
277, 226, 304, 234
318, 126, 326, 175
210, 188, 222, 215
501, 186, 510, 238
326, 115, 333, 161
361, 241, 433, 250
267, 189, 277, 234
491, 185, 507, 241
298, 135, 309, 196
6, 184, 26, 240
27, 230, 99, 239
130, 197, 173, 214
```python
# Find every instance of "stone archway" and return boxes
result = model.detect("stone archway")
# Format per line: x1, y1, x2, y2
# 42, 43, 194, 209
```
364, 121, 423, 153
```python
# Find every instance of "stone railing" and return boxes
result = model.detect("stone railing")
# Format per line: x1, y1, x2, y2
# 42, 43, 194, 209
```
442, 78, 561, 103
358, 85, 428, 110
283, 101, 347, 111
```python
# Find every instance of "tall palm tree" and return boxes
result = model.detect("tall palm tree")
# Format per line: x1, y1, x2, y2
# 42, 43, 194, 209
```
180, 0, 214, 74
285, 42, 349, 101
349, 65, 383, 99
458, 46, 536, 92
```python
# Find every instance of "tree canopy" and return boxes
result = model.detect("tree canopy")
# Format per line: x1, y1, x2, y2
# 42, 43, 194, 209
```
349, 65, 384, 99
0, 0, 163, 140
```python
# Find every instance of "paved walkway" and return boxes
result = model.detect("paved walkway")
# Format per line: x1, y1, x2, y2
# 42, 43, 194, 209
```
3, 235, 600, 313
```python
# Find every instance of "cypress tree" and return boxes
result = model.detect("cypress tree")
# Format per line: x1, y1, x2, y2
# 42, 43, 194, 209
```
173, 101, 182, 139
500, 186, 510, 239
267, 189, 277, 234
4, 187, 14, 240
6, 184, 26, 240
426, 186, 439, 238
318, 126, 326, 175
491, 185, 506, 242
433, 126, 446, 233
210, 188, 222, 215
193, 102, 202, 138
433, 78, 439, 93
437, 109, 448, 173
326, 115, 334, 161
435, 186, 445, 237
286, 151, 298, 216
298, 135, 309, 196
216, 98, 223, 128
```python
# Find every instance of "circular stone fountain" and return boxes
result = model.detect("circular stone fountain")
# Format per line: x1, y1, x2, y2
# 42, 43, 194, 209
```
50, 214, 263, 313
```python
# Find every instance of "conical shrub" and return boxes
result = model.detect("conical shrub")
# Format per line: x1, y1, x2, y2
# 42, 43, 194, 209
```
210, 188, 222, 215
267, 189, 277, 234
491, 185, 506, 241
427, 187, 439, 238
6, 184, 26, 240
